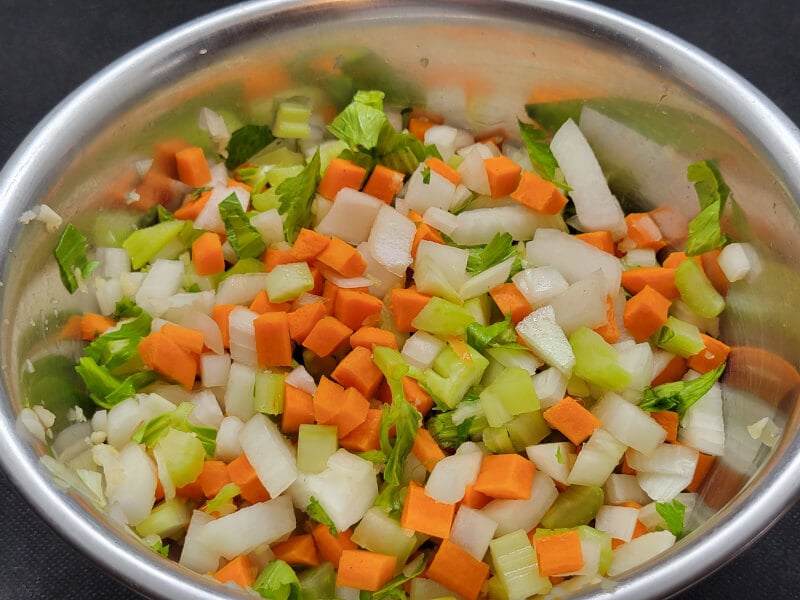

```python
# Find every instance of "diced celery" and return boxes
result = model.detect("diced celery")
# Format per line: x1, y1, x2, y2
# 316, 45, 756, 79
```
318, 139, 350, 174
566, 374, 592, 398
272, 99, 313, 139
90, 210, 140, 247
654, 316, 705, 357
540, 485, 604, 529
154, 429, 205, 488
249, 139, 306, 167
264, 262, 315, 303
220, 257, 266, 281
480, 356, 506, 387
480, 366, 539, 427
482, 426, 516, 454
675, 258, 725, 318
254, 371, 285, 415
486, 346, 543, 376
413, 256, 463, 305
264, 164, 305, 188
487, 576, 510, 600
298, 561, 337, 600
463, 294, 493, 326
506, 411, 551, 451
251, 188, 281, 212
411, 297, 475, 337
351, 507, 418, 567
134, 497, 192, 539
424, 345, 489, 409
297, 424, 338, 474
569, 327, 632, 391
123, 220, 186, 270
489, 529, 552, 599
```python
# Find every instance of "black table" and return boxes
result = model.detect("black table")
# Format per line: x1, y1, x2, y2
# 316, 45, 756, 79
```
0, 1, 798, 598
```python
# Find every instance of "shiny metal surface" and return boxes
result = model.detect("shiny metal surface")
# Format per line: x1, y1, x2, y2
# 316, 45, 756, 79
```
0, 1, 798, 598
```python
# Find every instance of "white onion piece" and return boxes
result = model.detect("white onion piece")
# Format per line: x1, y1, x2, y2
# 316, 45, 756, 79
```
356, 242, 404, 299
481, 471, 558, 536
176, 311, 223, 354
215, 274, 269, 306
405, 164, 457, 212
450, 506, 498, 560
595, 505, 640, 542
525, 442, 575, 484
189, 389, 224, 429
636, 473, 690, 504
531, 368, 568, 411
549, 269, 608, 335
97, 247, 131, 278
317, 188, 384, 245
93, 442, 157, 526
410, 578, 456, 600
134, 259, 184, 317
163, 291, 216, 323
199, 496, 296, 560
621, 248, 658, 269
603, 474, 651, 506
563, 536, 603, 577
424, 451, 482, 504
449, 206, 563, 246
316, 265, 373, 289
592, 393, 666, 455
568, 429, 627, 486
424, 124, 460, 161
53, 422, 92, 464
240, 413, 298, 497
94, 277, 124, 316
285, 365, 318, 396
607, 531, 676, 577
678, 381, 725, 456
179, 510, 221, 574
423, 206, 459, 236
516, 305, 576, 376
194, 186, 249, 234
223, 362, 257, 420
227, 307, 258, 367
456, 146, 491, 196
215, 416, 244, 462
221, 240, 238, 265
616, 342, 654, 394
550, 118, 627, 238
512, 266, 569, 308
250, 208, 286, 247
627, 443, 699, 476
312, 194, 333, 227
458, 257, 514, 301
401, 331, 447, 371
106, 394, 173, 450
200, 353, 231, 389
718, 242, 759, 282
198, 107, 230, 154
415, 240, 469, 289
368, 204, 416, 277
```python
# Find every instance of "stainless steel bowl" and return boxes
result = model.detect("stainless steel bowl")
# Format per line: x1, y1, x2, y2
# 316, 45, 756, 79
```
1, 1, 799, 598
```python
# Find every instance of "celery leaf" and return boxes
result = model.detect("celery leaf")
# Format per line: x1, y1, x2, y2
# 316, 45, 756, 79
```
219, 193, 267, 259
54, 224, 99, 294
204, 482, 241, 514
225, 124, 275, 170
685, 159, 731, 256
518, 119, 569, 191
83, 306, 151, 372
307, 496, 338, 536
655, 499, 686, 538
276, 149, 321, 244
131, 402, 217, 457
328, 94, 388, 150
466, 232, 516, 275
75, 356, 157, 409
465, 313, 519, 353
373, 483, 405, 517
639, 363, 725, 418
253, 560, 302, 600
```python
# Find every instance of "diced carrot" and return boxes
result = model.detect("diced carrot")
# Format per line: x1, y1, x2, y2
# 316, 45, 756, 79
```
426, 539, 490, 600
473, 453, 535, 499
576, 231, 615, 254
624, 213, 665, 251
350, 326, 398, 350
175, 190, 212, 221
610, 538, 626, 550
154, 478, 165, 502
226, 453, 270, 504
618, 501, 643, 510
510, 169, 568, 214
687, 334, 731, 374
489, 282, 532, 324
408, 117, 436, 141
313, 376, 369, 437
334, 289, 384, 330
197, 460, 231, 499
211, 305, 237, 349
254, 311, 293, 368
400, 481, 455, 539
311, 524, 358, 569
620, 267, 679, 299
631, 519, 650, 539
406, 210, 424, 224
700, 249, 730, 296
150, 139, 190, 179
315, 237, 367, 278
623, 285, 672, 342
291, 228, 331, 261
620, 453, 636, 475
226, 177, 252, 193
336, 550, 396, 592
686, 453, 716, 493
281, 384, 316, 434
133, 170, 176, 211
411, 428, 446, 472
272, 534, 319, 567
318, 158, 367, 200
138, 331, 197, 390
461, 484, 491, 509
425, 157, 461, 185
331, 346, 384, 399
362, 164, 406, 204
401, 376, 434, 417
191, 231, 225, 276
411, 222, 445, 258
263, 247, 300, 272
593, 295, 620, 344
534, 530, 584, 577
175, 146, 212, 188
59, 314, 84, 340
651, 354, 688, 386
213, 554, 256, 589
321, 279, 341, 316
160, 323, 205, 355
339, 408, 382, 452
80, 313, 115, 341
484, 156, 522, 198
662, 251, 701, 269
389, 286, 432, 332
175, 478, 204, 501
302, 316, 354, 358
287, 301, 327, 343
542, 396, 601, 446
249, 289, 292, 314
651, 411, 679, 443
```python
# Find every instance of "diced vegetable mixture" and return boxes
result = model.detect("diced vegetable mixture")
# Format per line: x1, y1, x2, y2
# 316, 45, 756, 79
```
26, 87, 758, 599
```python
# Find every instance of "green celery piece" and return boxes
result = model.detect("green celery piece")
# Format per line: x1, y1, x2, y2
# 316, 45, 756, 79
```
272, 99, 312, 139
74, 356, 135, 409
89, 210, 140, 247
372, 483, 405, 516
426, 410, 486, 449
466, 314, 518, 353
490, 530, 552, 599
307, 496, 338, 535
83, 307, 151, 372
327, 93, 388, 150
351, 507, 419, 567
220, 257, 266, 280
424, 345, 489, 409
298, 562, 336, 600
252, 188, 281, 212
488, 576, 511, 600
219, 194, 267, 259
352, 89, 386, 110
264, 262, 315, 302
506, 411, 551, 452
132, 402, 217, 458
204, 482, 241, 515
264, 165, 305, 188
517, 119, 568, 191
569, 327, 632, 390
254, 371, 286, 415
479, 366, 539, 427
639, 363, 725, 419
466, 232, 516, 275
413, 256, 463, 305
153, 428, 206, 487
482, 426, 516, 454
685, 159, 731, 256
540, 485, 604, 529
54, 224, 99, 293
410, 297, 475, 337
276, 149, 321, 244
134, 497, 191, 539
319, 139, 349, 173
225, 124, 275, 170
297, 425, 338, 474
248, 141, 306, 168
462, 294, 493, 326
655, 499, 686, 538
253, 560, 302, 600
675, 258, 725, 318
148, 538, 169, 557
654, 316, 705, 357
122, 219, 185, 270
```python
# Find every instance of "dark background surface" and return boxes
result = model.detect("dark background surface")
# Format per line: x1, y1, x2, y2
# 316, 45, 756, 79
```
0, 1, 798, 598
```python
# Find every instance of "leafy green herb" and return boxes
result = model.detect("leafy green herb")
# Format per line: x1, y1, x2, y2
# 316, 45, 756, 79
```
465, 314, 519, 353
685, 159, 731, 256
54, 224, 99, 294
218, 193, 267, 259
148, 538, 170, 557
466, 232, 517, 275
328, 93, 389, 150
426, 409, 484, 449
421, 165, 431, 184
555, 446, 565, 465
639, 364, 725, 419
225, 124, 275, 170
373, 483, 405, 517
655, 499, 686, 538
352, 89, 386, 111
131, 402, 218, 457
276, 150, 321, 244
204, 482, 241, 514
517, 119, 568, 191
75, 356, 156, 409
156, 205, 175, 222
253, 560, 302, 600
357, 450, 388, 464
307, 496, 338, 536
83, 306, 151, 371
